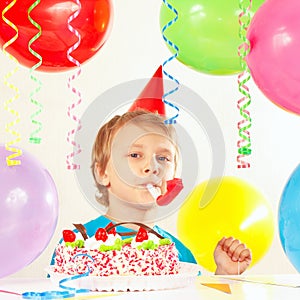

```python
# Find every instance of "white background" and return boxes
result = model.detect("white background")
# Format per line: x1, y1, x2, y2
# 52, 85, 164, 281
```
1, 0, 300, 277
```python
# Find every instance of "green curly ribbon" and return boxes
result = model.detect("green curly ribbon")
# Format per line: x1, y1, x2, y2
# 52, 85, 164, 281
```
28, 0, 43, 144
237, 0, 253, 168
2, 0, 22, 166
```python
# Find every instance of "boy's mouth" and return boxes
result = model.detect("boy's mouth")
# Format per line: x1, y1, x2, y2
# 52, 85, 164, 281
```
146, 183, 162, 200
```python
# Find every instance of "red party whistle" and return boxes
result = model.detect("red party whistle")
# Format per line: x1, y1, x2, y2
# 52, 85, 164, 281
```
156, 178, 183, 206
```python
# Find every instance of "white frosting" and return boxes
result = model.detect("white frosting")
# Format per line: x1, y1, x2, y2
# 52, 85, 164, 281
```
84, 233, 122, 250
106, 233, 122, 245
84, 236, 102, 250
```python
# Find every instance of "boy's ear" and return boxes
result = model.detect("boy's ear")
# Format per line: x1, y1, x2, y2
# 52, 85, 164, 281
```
95, 163, 110, 187
101, 172, 110, 187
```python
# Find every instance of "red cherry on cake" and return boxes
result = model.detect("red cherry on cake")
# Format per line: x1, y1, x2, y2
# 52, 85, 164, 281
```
95, 228, 108, 242
135, 227, 148, 242
62, 230, 76, 242
105, 222, 117, 235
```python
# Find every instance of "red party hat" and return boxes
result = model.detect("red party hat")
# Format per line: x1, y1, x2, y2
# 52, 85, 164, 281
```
128, 65, 165, 116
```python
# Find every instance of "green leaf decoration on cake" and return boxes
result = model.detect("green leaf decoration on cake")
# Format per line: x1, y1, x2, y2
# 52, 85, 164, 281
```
65, 239, 85, 248
98, 238, 123, 252
159, 238, 171, 246
122, 237, 133, 244
97, 236, 172, 252
137, 240, 158, 250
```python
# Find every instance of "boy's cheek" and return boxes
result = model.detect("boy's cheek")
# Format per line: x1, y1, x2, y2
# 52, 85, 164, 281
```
160, 180, 167, 195
164, 165, 176, 180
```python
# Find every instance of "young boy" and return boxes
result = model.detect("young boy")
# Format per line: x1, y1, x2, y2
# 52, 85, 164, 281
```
82, 109, 252, 275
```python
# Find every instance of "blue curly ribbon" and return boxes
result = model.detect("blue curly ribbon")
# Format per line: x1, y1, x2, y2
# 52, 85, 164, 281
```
21, 254, 93, 299
22, 290, 72, 299
161, 0, 180, 124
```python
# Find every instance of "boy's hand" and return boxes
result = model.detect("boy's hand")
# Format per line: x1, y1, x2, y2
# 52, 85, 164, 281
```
213, 237, 252, 275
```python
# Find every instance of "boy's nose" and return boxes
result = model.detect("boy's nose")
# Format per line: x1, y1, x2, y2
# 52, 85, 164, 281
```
143, 157, 159, 175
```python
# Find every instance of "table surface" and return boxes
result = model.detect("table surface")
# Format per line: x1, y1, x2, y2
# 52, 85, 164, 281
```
1, 274, 300, 300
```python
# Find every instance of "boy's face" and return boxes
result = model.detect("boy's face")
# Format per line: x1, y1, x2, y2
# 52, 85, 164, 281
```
101, 122, 177, 208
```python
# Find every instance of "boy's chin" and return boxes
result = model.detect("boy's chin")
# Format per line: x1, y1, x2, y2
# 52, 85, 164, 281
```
135, 198, 157, 210
117, 194, 157, 210
128, 195, 156, 210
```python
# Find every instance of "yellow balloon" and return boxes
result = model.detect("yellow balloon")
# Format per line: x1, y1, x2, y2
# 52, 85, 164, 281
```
177, 176, 275, 272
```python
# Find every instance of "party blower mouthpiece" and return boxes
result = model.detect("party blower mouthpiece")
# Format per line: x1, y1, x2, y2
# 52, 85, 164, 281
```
147, 178, 183, 206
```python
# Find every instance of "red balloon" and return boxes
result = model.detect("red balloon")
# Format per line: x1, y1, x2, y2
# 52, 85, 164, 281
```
0, 0, 113, 72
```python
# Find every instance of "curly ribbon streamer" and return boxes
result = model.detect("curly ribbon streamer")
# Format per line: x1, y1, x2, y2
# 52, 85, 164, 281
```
0, 290, 21, 296
1, 254, 117, 299
22, 291, 116, 300
66, 0, 82, 170
237, 0, 252, 168
161, 0, 180, 125
22, 290, 73, 299
21, 254, 92, 299
2, 0, 22, 166
21, 254, 91, 299
28, 0, 43, 144
2, 290, 116, 299
20, 254, 117, 299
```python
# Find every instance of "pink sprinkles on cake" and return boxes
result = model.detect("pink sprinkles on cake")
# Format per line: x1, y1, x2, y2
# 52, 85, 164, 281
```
53, 222, 180, 276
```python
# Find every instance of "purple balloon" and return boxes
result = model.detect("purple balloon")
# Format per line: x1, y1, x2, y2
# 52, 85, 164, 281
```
0, 145, 59, 278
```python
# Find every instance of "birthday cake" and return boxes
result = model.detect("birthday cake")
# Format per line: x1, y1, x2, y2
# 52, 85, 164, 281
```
52, 222, 180, 277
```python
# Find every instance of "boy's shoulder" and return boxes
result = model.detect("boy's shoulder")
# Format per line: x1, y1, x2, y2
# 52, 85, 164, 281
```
153, 225, 197, 265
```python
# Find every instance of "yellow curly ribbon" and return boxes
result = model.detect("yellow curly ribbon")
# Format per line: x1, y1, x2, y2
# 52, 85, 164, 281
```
2, 0, 22, 166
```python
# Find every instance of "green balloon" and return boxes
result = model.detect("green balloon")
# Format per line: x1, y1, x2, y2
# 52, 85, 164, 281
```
160, 0, 265, 75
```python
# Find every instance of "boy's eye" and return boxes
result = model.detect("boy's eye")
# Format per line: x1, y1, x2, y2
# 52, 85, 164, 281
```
157, 155, 170, 162
129, 153, 141, 158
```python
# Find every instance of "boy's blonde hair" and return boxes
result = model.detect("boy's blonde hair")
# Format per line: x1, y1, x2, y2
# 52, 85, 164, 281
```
91, 109, 178, 207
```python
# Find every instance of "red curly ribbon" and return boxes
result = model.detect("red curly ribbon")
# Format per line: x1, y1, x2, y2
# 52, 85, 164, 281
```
66, 0, 82, 170
2, 0, 22, 166
237, 0, 253, 168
